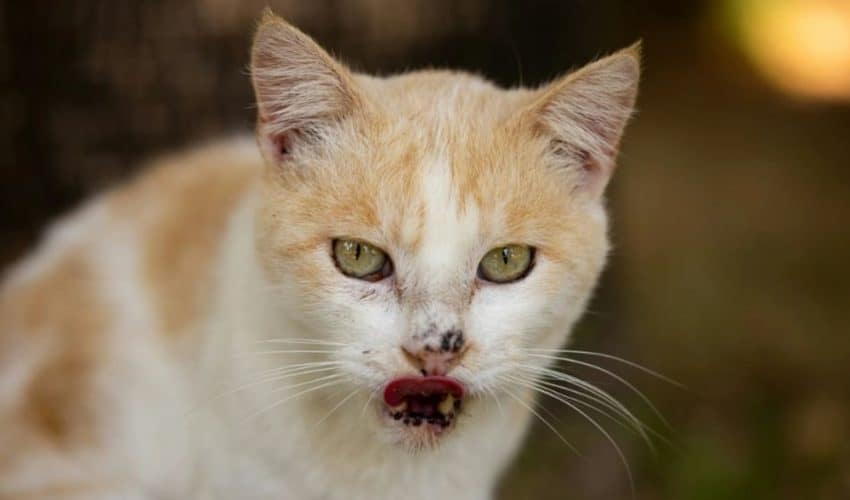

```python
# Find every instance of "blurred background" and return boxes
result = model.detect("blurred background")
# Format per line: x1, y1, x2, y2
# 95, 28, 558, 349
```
2, 0, 849, 498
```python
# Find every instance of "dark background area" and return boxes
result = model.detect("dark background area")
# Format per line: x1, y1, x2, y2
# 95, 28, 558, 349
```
2, 1, 849, 498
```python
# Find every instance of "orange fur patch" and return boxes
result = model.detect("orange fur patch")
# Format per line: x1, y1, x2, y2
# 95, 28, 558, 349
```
115, 144, 261, 335
255, 70, 604, 296
0, 252, 106, 448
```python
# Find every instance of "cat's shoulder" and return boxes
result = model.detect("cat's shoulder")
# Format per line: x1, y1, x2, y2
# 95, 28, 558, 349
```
0, 136, 262, 471
2, 134, 263, 303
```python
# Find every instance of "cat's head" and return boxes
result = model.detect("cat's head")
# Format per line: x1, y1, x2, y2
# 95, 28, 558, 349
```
249, 11, 639, 450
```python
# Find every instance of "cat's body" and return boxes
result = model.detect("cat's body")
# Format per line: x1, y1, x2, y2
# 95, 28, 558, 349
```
0, 12, 639, 500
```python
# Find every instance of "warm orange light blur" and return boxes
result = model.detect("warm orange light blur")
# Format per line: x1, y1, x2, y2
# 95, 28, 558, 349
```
733, 0, 850, 100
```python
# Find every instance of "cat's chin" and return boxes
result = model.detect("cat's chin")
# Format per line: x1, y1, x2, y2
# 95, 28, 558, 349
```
379, 408, 455, 451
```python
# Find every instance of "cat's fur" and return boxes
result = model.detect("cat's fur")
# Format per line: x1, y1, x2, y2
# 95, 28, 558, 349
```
0, 11, 639, 500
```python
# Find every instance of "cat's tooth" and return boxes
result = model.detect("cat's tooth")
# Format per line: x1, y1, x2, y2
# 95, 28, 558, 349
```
391, 401, 407, 413
438, 395, 455, 416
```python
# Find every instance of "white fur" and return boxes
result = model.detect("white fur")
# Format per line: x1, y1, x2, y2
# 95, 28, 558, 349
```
196, 180, 533, 500
0, 137, 602, 500
0, 22, 639, 497
418, 154, 480, 286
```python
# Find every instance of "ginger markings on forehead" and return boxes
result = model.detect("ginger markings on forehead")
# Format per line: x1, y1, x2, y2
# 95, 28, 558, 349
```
250, 12, 639, 283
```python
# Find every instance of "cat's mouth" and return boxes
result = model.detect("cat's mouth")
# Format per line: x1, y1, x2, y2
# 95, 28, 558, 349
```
383, 376, 464, 431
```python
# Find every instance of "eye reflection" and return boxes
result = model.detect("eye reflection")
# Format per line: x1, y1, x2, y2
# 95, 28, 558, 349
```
332, 239, 393, 281
478, 244, 535, 283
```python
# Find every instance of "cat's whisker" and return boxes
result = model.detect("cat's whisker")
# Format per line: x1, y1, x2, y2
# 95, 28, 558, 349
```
537, 376, 669, 450
516, 365, 661, 441
483, 385, 505, 419
509, 371, 660, 452
267, 372, 344, 395
502, 374, 636, 498
234, 349, 339, 357
240, 360, 343, 383
519, 364, 636, 423
241, 376, 345, 424
316, 387, 361, 426
525, 354, 672, 430
522, 374, 652, 447
220, 363, 343, 399
360, 386, 379, 419
495, 377, 579, 455
185, 363, 343, 417
250, 338, 348, 347
248, 359, 343, 373
520, 364, 676, 451
517, 363, 672, 451
496, 374, 562, 423
522, 348, 684, 388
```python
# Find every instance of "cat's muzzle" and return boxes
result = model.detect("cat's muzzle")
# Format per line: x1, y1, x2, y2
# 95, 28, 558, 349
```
383, 376, 465, 430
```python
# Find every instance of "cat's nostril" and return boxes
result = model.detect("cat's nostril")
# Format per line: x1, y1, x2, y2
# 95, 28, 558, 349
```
439, 329, 464, 353
402, 333, 467, 376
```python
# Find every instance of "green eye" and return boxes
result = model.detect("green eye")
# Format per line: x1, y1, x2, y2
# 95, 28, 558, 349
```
478, 244, 535, 283
332, 239, 392, 281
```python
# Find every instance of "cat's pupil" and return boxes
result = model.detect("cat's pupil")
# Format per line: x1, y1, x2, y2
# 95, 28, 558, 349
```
501, 248, 509, 265
355, 243, 362, 260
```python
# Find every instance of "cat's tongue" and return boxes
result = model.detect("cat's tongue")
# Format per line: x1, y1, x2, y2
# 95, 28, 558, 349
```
383, 376, 465, 407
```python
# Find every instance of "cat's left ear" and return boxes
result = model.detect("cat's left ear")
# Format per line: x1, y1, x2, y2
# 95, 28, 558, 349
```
525, 43, 641, 197
250, 10, 363, 165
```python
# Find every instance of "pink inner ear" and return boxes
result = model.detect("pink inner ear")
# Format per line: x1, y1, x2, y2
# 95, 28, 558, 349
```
273, 132, 291, 159
261, 126, 322, 164
578, 150, 605, 176
261, 129, 296, 164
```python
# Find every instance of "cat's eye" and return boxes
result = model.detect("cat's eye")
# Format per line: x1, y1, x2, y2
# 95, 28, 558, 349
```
332, 239, 393, 281
478, 244, 535, 283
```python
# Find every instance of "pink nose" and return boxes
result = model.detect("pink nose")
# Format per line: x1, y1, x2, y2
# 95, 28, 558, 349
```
402, 330, 467, 376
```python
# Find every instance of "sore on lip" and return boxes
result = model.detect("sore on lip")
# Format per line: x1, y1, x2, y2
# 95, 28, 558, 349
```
383, 376, 465, 428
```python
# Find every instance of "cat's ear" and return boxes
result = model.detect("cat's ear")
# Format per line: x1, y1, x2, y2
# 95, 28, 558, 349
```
250, 10, 362, 165
526, 43, 640, 197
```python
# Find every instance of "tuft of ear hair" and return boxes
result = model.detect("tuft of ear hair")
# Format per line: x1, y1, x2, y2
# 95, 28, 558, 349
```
529, 42, 641, 197
250, 9, 362, 165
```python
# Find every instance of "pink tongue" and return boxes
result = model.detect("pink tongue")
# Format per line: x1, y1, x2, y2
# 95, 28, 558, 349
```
383, 376, 465, 407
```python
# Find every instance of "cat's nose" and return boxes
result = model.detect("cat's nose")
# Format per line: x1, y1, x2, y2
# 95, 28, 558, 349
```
402, 329, 466, 376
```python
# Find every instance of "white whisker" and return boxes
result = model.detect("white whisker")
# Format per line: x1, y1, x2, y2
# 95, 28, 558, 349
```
526, 353, 672, 429
529, 372, 653, 448
517, 364, 672, 450
360, 387, 378, 419
316, 388, 361, 426
247, 360, 343, 375
219, 363, 342, 399
503, 373, 635, 497
496, 377, 579, 455
241, 377, 344, 424
483, 385, 505, 419
521, 365, 636, 424
250, 338, 348, 347
524, 348, 684, 388
267, 372, 343, 394
511, 371, 659, 452
234, 349, 339, 357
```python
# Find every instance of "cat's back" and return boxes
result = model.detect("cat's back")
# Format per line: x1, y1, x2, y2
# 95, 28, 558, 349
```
0, 137, 261, 496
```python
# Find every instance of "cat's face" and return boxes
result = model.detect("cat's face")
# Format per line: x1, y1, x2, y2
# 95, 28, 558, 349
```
250, 12, 638, 449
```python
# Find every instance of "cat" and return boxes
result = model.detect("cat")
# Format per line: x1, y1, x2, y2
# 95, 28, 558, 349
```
0, 10, 639, 500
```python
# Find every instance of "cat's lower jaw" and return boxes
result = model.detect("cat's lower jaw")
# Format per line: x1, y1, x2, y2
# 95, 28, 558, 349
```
381, 409, 455, 452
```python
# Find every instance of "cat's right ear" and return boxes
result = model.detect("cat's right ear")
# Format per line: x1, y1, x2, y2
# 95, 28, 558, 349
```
522, 44, 640, 198
250, 10, 362, 165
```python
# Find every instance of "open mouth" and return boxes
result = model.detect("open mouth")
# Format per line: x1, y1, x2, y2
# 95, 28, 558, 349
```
383, 376, 465, 429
